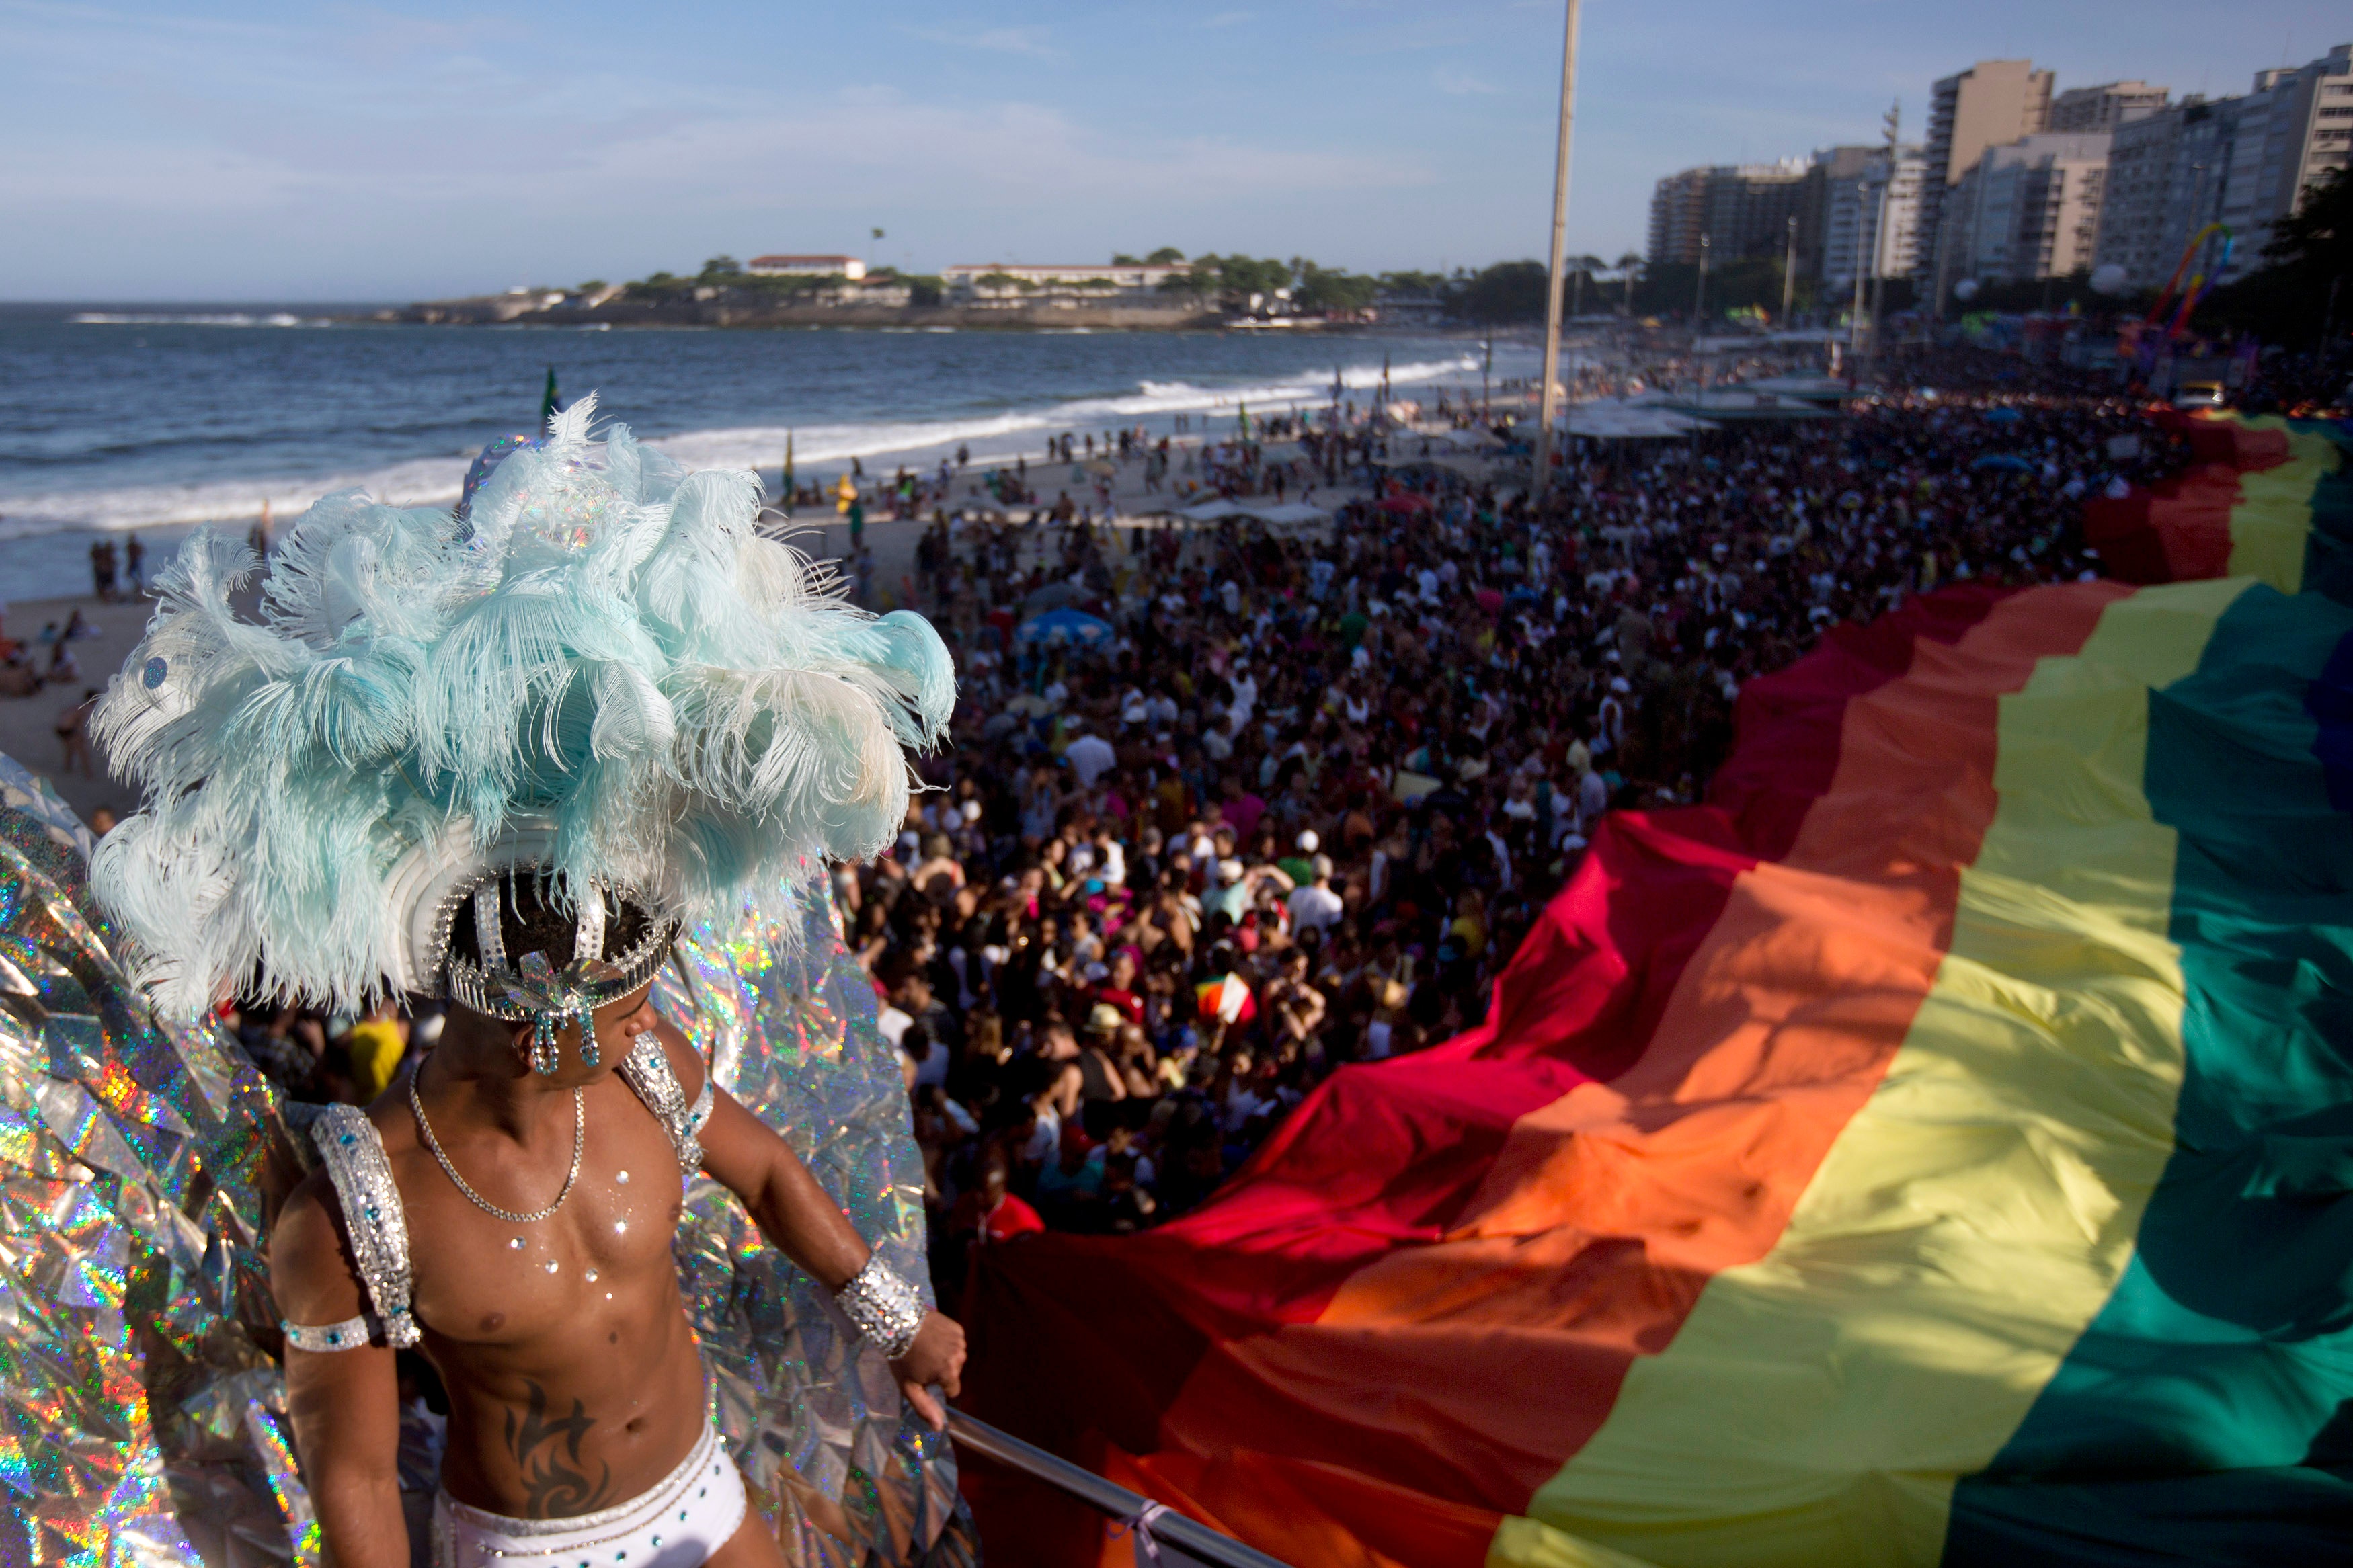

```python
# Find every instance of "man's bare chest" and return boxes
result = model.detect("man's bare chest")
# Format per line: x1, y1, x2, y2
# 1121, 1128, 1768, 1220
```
387, 1083, 688, 1348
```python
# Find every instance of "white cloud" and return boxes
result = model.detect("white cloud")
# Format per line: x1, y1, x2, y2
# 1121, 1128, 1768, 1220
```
895, 24, 1064, 59
1435, 65, 1504, 96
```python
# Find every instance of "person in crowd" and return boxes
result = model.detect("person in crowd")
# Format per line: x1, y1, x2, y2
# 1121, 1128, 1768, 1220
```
204, 346, 2223, 1270
805, 343, 2202, 1254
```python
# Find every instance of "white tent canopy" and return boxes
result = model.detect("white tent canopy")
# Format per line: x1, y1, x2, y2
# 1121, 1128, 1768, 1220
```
1550, 397, 1718, 439
1168, 497, 1332, 526
1738, 374, 1856, 405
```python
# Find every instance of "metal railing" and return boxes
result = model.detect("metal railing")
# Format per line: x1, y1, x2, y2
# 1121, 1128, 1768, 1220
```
944, 1408, 1295, 1568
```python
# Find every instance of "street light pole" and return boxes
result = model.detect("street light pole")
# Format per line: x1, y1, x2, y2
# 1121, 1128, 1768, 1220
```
1694, 232, 1710, 328
1866, 100, 1899, 368
1781, 215, 1797, 327
1532, 0, 1583, 502
1849, 188, 1870, 369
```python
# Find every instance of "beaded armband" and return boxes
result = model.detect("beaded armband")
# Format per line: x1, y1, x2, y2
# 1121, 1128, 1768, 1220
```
834, 1255, 925, 1360
281, 1313, 388, 1353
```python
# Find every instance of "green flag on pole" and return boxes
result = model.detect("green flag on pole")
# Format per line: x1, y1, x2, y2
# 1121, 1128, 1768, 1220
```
783, 432, 795, 511
1238, 400, 1250, 440
539, 366, 561, 429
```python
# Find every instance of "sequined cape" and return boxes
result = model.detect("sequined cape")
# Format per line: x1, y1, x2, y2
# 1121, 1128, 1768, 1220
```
0, 755, 973, 1568
657, 880, 975, 1568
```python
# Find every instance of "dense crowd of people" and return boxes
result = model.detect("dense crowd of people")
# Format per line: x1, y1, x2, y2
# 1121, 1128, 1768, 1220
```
847, 344, 2203, 1294
210, 343, 2248, 1301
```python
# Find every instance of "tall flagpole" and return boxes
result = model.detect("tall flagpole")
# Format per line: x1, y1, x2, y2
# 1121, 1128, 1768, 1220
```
1532, 0, 1582, 502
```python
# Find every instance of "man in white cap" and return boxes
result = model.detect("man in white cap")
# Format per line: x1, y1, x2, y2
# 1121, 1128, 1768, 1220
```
1277, 829, 1320, 888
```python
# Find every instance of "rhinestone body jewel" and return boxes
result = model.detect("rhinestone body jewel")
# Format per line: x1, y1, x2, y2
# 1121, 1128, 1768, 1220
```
584, 1269, 599, 1283
616, 1170, 629, 1185
543, 1260, 559, 1274
509, 1237, 524, 1250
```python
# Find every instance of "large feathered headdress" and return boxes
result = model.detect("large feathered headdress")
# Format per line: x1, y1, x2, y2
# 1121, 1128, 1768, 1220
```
93, 397, 953, 1019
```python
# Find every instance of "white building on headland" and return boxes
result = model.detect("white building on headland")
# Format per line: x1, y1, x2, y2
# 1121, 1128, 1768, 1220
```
941, 263, 1186, 306
746, 254, 867, 279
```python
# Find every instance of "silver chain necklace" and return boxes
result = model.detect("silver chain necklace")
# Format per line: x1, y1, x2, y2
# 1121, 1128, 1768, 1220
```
409, 1074, 585, 1225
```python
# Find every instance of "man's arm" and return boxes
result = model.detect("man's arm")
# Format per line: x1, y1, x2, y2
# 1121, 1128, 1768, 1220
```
270, 1172, 407, 1568
664, 1026, 967, 1428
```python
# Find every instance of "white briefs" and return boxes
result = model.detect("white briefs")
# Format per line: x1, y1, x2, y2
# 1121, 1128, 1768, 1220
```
430, 1421, 747, 1568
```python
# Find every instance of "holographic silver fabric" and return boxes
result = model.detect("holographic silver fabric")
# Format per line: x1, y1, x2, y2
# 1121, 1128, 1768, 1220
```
1, 753, 972, 1568
0, 752, 317, 1568
658, 873, 977, 1568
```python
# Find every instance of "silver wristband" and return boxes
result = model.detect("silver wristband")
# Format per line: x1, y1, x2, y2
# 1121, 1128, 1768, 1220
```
834, 1254, 925, 1360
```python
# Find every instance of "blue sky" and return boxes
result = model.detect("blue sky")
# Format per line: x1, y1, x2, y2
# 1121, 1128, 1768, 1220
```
1, 0, 2342, 300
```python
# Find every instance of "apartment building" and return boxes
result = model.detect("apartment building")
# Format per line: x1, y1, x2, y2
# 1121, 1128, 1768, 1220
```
1815, 145, 1927, 291
1647, 168, 1712, 266
1920, 60, 2056, 281
1646, 160, 1812, 267
2050, 81, 2170, 132
2219, 46, 2353, 278
1939, 133, 2112, 286
2090, 44, 2352, 290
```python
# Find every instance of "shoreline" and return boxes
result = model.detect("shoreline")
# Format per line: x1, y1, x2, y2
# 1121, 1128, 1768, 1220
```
0, 352, 1538, 597
0, 429, 1423, 829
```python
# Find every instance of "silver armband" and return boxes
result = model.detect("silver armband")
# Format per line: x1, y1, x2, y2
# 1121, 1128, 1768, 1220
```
834, 1255, 924, 1360
281, 1313, 383, 1353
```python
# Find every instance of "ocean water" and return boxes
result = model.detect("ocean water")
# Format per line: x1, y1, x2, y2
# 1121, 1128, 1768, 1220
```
0, 304, 1538, 601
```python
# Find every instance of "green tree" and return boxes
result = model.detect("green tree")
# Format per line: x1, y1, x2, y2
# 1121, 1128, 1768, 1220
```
1211, 255, 1296, 306
699, 255, 743, 280
1146, 245, 1186, 265
1613, 253, 1644, 310
576, 280, 608, 294
1378, 270, 1447, 294
1295, 262, 1377, 313
1111, 253, 1142, 265
1456, 261, 1548, 323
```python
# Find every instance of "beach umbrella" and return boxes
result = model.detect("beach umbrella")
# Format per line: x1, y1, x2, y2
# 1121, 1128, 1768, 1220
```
1378, 492, 1432, 515
1982, 407, 2024, 425
1020, 580, 1088, 616
1014, 607, 1114, 648
1970, 453, 2036, 473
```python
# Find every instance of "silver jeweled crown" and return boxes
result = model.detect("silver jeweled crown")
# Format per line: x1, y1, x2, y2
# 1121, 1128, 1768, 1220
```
442, 873, 678, 1072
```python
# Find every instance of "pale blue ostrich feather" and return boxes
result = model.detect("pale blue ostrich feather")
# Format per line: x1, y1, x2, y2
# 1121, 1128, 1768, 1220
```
91, 397, 953, 1018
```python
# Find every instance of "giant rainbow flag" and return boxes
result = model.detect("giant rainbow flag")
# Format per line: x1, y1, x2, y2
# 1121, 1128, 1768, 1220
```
963, 413, 2353, 1566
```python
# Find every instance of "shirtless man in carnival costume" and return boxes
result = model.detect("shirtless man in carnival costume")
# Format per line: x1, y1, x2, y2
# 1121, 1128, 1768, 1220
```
91, 400, 965, 1568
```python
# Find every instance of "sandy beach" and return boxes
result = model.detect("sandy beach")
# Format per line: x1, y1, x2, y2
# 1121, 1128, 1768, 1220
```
1, 426, 1427, 829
